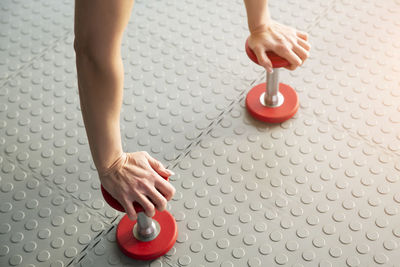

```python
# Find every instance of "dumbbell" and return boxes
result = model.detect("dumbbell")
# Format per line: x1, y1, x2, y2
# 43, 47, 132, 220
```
245, 38, 299, 123
100, 176, 177, 261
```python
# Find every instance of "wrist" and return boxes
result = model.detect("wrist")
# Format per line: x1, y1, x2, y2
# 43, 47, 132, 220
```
93, 143, 124, 174
249, 22, 272, 35
248, 6, 272, 33
97, 151, 127, 177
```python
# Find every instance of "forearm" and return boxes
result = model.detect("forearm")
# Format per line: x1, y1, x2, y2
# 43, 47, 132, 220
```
74, 0, 134, 173
243, 0, 271, 32
76, 53, 124, 173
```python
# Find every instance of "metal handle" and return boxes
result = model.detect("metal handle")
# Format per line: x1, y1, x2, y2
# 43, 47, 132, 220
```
100, 185, 162, 241
265, 69, 280, 106
259, 68, 284, 107
133, 212, 160, 241
245, 38, 287, 108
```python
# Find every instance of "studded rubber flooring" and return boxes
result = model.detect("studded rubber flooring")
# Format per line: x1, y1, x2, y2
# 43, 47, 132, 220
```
1, 0, 400, 266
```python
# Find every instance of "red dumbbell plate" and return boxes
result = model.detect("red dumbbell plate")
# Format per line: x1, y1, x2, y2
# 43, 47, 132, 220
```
101, 176, 178, 261
245, 39, 290, 68
246, 82, 299, 123
245, 38, 299, 123
101, 185, 143, 213
117, 212, 177, 260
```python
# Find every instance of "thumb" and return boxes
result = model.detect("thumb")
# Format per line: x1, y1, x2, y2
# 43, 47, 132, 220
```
145, 154, 174, 178
254, 47, 273, 73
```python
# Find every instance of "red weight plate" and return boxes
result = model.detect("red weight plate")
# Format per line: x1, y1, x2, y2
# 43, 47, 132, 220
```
100, 175, 169, 213
101, 185, 144, 213
117, 211, 178, 260
245, 38, 289, 68
246, 82, 299, 123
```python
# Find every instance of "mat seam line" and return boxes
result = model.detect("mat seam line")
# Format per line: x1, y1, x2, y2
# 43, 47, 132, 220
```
165, 0, 339, 169
0, 30, 73, 88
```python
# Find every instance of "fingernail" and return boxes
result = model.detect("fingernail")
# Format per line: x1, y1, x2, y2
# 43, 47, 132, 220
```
167, 169, 175, 175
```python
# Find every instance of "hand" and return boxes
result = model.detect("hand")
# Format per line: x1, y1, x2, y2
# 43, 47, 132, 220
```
247, 21, 311, 72
99, 151, 176, 220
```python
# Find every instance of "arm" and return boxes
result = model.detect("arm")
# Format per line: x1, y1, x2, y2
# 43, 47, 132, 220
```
74, 0, 127, 174
243, 0, 311, 72
74, 0, 175, 220
243, 0, 271, 33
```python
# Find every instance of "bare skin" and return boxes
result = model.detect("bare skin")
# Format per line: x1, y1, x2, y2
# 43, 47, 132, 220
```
244, 0, 311, 72
74, 0, 310, 221
74, 0, 175, 220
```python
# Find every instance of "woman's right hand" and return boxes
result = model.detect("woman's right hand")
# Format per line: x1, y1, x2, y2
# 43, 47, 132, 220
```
99, 151, 176, 221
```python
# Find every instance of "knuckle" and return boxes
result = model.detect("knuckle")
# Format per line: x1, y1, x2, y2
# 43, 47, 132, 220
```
149, 173, 158, 182
255, 53, 266, 62
258, 58, 267, 66
170, 185, 176, 196
122, 200, 134, 215
291, 62, 300, 68
127, 212, 137, 221
121, 187, 133, 198
292, 60, 300, 67
139, 179, 152, 191
254, 47, 265, 56
253, 44, 263, 50
127, 190, 140, 202
274, 32, 284, 41
137, 158, 148, 168
159, 197, 167, 210
142, 201, 151, 210
289, 37, 297, 44
164, 185, 175, 200
154, 160, 162, 168
275, 43, 287, 53
123, 202, 132, 213
144, 203, 155, 216
133, 179, 149, 193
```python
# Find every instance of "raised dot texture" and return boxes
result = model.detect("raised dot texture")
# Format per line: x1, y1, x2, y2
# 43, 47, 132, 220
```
1, 1, 400, 267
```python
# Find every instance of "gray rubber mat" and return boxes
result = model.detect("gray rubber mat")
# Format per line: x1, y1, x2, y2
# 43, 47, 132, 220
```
1, 0, 400, 266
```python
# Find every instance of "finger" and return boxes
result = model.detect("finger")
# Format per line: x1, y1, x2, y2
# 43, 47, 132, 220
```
146, 186, 168, 212
155, 176, 176, 201
136, 194, 156, 217
275, 44, 302, 70
122, 197, 137, 221
253, 46, 273, 73
296, 30, 308, 41
145, 154, 173, 178
297, 38, 311, 51
292, 44, 309, 63
284, 64, 297, 71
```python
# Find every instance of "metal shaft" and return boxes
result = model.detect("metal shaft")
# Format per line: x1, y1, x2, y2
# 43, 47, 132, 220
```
136, 212, 157, 239
265, 68, 280, 107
